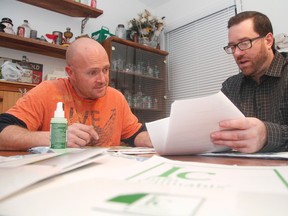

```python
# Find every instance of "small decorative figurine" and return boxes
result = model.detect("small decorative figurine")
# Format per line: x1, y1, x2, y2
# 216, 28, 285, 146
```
1, 17, 15, 34
64, 27, 73, 44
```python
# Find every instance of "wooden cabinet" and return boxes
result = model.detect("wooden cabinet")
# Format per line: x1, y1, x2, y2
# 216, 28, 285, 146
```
102, 36, 169, 123
0, 80, 36, 113
0, 0, 103, 59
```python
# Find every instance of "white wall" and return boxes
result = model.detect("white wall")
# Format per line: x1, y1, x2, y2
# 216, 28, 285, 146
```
1, 0, 288, 78
149, 0, 235, 32
154, 0, 288, 35
241, 0, 288, 34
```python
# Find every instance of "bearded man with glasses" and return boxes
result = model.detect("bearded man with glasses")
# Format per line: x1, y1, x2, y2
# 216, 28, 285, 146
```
210, 11, 288, 153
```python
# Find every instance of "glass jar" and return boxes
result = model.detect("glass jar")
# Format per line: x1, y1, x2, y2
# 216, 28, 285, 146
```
21, 20, 31, 38
115, 24, 126, 39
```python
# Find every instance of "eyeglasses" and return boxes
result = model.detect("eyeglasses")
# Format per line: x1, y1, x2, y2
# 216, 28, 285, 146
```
223, 36, 265, 54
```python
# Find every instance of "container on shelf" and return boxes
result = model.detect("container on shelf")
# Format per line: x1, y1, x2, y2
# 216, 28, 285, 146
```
115, 24, 126, 39
20, 20, 31, 38
52, 31, 63, 45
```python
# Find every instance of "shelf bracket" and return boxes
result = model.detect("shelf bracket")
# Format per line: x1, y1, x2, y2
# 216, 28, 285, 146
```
81, 17, 90, 34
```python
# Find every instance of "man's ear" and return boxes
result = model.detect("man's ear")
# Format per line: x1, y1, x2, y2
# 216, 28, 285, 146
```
65, 66, 73, 76
266, 32, 274, 48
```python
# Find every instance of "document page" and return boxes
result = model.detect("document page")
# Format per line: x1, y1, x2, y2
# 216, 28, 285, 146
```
146, 91, 245, 155
1, 155, 288, 216
0, 148, 107, 200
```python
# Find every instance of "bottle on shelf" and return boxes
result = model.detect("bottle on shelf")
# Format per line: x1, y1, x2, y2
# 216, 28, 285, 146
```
64, 27, 73, 44
154, 65, 160, 78
17, 26, 25, 37
20, 20, 31, 38
115, 24, 126, 39
153, 97, 159, 109
90, 0, 97, 8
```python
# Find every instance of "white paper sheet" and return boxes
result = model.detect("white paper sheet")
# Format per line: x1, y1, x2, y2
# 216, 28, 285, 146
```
0, 153, 61, 168
146, 91, 245, 155
1, 155, 288, 216
0, 148, 107, 200
0, 148, 83, 168
121, 156, 288, 193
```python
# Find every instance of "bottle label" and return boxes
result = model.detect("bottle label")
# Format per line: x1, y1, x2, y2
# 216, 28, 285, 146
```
50, 123, 67, 149
17, 26, 25, 37
91, 0, 96, 8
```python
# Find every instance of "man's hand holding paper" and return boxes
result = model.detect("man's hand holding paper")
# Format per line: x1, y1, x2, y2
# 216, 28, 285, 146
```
210, 117, 267, 153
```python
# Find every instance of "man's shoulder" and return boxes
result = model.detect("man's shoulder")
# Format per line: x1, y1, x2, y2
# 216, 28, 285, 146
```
223, 73, 243, 83
105, 87, 126, 104
39, 78, 69, 86
107, 86, 124, 96
29, 78, 70, 97
34, 78, 69, 89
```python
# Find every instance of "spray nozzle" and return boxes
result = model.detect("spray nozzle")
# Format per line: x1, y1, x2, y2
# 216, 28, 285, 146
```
54, 102, 64, 118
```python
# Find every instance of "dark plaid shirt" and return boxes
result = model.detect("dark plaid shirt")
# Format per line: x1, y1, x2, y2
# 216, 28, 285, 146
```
221, 51, 288, 152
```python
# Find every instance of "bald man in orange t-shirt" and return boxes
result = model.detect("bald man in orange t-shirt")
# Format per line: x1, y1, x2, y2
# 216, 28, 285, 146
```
0, 38, 152, 150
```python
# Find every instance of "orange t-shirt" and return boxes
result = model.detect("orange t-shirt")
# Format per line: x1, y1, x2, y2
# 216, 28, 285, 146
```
7, 78, 142, 146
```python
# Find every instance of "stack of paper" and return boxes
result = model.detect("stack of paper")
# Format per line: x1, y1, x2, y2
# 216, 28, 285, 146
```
146, 91, 245, 155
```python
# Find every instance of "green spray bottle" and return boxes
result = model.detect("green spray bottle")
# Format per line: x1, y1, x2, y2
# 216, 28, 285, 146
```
50, 102, 67, 149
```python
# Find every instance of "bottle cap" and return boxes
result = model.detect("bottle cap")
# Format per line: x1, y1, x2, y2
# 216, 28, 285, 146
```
54, 102, 64, 118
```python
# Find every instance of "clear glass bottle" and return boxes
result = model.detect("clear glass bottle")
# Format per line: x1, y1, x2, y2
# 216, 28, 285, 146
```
154, 65, 160, 78
115, 24, 126, 39
21, 20, 31, 38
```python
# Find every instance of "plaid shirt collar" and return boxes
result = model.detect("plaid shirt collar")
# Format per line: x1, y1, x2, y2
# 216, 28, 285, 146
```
241, 51, 287, 83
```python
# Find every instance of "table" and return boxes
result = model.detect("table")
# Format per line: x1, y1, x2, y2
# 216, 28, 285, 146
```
1, 150, 288, 166
166, 155, 288, 166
